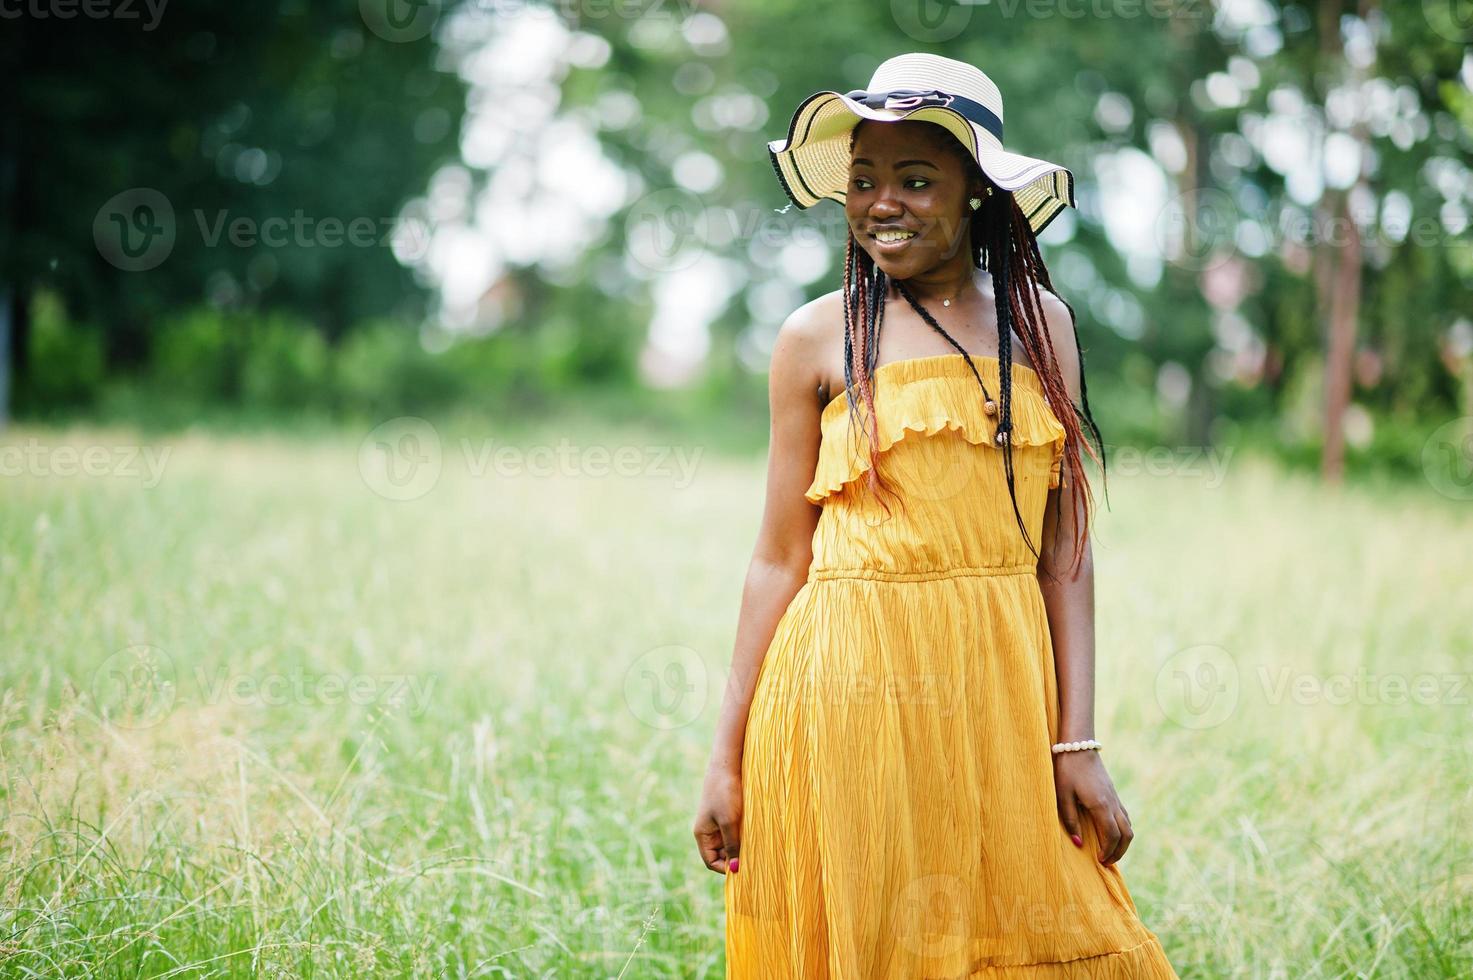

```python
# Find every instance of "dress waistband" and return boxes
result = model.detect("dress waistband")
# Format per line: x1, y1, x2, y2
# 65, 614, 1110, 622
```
808, 563, 1037, 583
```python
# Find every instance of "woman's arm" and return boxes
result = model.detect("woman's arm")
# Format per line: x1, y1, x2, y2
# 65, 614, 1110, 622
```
694, 303, 827, 875
1035, 292, 1134, 867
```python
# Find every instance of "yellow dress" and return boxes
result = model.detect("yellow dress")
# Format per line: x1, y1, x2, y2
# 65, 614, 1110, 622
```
725, 353, 1178, 979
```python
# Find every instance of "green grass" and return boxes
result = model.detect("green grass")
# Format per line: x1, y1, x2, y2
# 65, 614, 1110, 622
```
1, 419, 1470, 977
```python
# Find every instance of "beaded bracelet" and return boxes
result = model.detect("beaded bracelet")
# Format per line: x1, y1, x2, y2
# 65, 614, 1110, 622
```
1051, 739, 1102, 755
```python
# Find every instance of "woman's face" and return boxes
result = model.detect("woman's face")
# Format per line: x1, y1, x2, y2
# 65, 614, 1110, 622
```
845, 119, 981, 280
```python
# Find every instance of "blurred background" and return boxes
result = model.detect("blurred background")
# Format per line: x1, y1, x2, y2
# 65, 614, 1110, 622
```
2, 1, 1472, 977
4, 0, 1470, 472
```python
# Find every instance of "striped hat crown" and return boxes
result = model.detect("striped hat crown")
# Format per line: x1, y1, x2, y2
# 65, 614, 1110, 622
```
767, 53, 1075, 235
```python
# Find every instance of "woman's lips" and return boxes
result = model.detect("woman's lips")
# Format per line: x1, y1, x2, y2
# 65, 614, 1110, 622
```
871, 231, 919, 254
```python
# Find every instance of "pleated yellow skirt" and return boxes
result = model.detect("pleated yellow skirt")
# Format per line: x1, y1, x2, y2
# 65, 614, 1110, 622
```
725, 354, 1178, 978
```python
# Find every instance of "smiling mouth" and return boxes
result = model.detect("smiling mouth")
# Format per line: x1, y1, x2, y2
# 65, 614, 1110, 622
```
871, 229, 919, 250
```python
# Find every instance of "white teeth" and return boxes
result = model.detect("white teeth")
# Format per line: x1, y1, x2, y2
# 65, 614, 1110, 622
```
875, 230, 916, 243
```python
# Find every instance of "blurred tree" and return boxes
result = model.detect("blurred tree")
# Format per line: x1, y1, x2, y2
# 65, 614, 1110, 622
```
559, 0, 1472, 471
0, 0, 468, 416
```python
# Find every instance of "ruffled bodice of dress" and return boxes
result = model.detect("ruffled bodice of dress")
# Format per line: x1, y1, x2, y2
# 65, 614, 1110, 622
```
804, 353, 1067, 582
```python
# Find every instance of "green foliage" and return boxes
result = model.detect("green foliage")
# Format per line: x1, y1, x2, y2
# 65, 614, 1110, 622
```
241, 314, 332, 410
5, 2, 1472, 486
21, 292, 104, 409
1, 0, 468, 368
149, 308, 241, 404
333, 319, 457, 414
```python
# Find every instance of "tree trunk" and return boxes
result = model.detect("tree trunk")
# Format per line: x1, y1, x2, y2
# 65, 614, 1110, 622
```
1319, 0, 1375, 483
1168, 10, 1216, 448
1321, 191, 1362, 482
0, 285, 10, 430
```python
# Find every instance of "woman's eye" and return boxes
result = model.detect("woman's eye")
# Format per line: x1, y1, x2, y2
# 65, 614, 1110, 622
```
852, 177, 928, 190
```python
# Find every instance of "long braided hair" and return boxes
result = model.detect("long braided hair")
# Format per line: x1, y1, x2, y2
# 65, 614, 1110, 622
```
836, 127, 1107, 577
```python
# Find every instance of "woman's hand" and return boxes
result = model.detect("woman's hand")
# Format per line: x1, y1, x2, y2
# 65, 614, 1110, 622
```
693, 765, 743, 875
1052, 750, 1133, 865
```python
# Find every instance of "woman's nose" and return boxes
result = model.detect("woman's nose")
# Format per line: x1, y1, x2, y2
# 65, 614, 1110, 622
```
869, 195, 902, 217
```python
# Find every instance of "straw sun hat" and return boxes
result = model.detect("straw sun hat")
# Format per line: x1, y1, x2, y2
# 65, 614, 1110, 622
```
767, 52, 1077, 236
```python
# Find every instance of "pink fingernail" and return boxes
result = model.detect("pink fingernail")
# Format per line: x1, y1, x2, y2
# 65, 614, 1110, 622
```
1071, 835, 1082, 847
729, 857, 739, 873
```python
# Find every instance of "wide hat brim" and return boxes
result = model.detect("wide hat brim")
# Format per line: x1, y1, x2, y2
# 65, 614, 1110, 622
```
767, 89, 1076, 236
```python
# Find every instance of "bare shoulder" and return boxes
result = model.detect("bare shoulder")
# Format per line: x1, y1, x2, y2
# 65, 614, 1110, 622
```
1038, 288, 1083, 407
780, 289, 844, 348
770, 290, 845, 403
